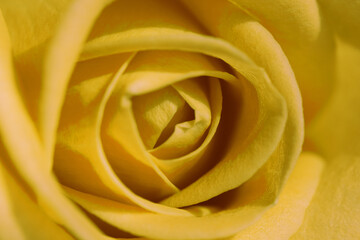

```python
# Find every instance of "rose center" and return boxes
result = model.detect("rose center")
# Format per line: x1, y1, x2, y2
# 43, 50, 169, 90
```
132, 86, 195, 150
132, 78, 212, 159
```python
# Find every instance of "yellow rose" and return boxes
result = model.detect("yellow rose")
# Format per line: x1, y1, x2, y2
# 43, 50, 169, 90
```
0, 0, 359, 239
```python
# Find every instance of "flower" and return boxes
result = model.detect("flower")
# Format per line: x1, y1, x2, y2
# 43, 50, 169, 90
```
0, 0, 359, 239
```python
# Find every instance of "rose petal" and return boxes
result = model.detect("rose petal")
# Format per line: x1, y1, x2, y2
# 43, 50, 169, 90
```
80, 0, 289, 208
223, 0, 335, 121
291, 155, 360, 239
66, 152, 324, 240
56, 52, 193, 215
317, 0, 360, 48
0, 0, 70, 123
56, 53, 180, 202
132, 85, 189, 150
293, 34, 360, 240
56, 50, 229, 203
40, 0, 114, 168
308, 38, 360, 157
153, 77, 223, 188
230, 152, 324, 240
0, 163, 74, 240
149, 78, 212, 159
0, 12, 106, 239
102, 51, 224, 170
161, 0, 303, 207
65, 185, 268, 240
101, 50, 226, 188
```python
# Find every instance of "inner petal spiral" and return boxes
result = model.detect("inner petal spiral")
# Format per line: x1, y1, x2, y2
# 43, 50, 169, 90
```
149, 79, 212, 159
132, 86, 195, 151
101, 55, 227, 194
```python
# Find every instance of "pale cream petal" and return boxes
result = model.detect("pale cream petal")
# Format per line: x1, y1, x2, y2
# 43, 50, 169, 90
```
291, 155, 360, 240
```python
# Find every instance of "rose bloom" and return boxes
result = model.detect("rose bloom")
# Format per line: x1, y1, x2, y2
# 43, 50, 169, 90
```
0, 0, 359, 239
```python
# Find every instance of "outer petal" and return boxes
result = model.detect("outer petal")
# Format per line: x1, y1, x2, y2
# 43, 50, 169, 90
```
0, 162, 74, 240
0, 11, 106, 240
318, 0, 360, 48
231, 152, 324, 240
0, 0, 70, 122
225, 0, 335, 121
308, 38, 360, 157
293, 31, 360, 240
40, 0, 114, 168
291, 155, 360, 239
